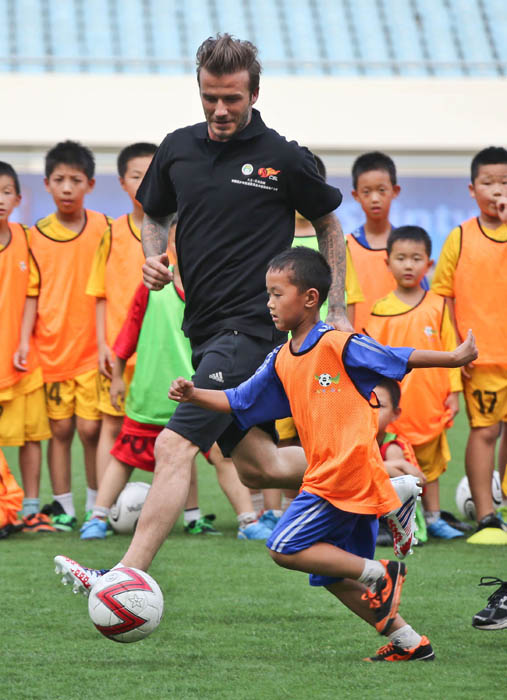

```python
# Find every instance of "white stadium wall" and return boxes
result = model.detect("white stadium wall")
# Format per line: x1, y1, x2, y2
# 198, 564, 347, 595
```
0, 73, 506, 176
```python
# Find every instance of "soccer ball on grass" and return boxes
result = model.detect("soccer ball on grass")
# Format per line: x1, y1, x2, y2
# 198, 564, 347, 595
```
109, 481, 150, 534
88, 567, 164, 643
455, 472, 502, 521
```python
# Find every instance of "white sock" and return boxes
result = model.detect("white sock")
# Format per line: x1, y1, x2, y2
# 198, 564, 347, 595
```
22, 498, 40, 517
86, 488, 98, 513
53, 492, 75, 517
424, 510, 440, 526
237, 512, 257, 528
269, 509, 283, 518
250, 491, 264, 514
357, 559, 385, 588
183, 507, 201, 524
92, 505, 109, 520
388, 624, 422, 650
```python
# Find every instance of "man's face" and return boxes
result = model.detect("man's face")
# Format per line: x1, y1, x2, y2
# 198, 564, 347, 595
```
199, 68, 258, 142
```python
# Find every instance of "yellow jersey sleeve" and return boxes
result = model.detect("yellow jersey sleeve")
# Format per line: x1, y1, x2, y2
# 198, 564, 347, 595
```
431, 227, 462, 298
26, 227, 40, 296
86, 227, 112, 298
441, 302, 462, 392
345, 244, 364, 305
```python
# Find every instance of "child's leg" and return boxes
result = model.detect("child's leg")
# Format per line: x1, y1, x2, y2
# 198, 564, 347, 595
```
19, 441, 41, 501
497, 422, 507, 500
96, 414, 123, 485
48, 417, 75, 495
466, 423, 500, 521
76, 416, 101, 491
208, 443, 256, 518
93, 455, 134, 512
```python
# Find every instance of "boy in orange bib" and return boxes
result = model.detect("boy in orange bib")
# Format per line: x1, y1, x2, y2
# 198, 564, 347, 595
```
366, 226, 464, 540
27, 141, 112, 530
0, 162, 53, 532
432, 147, 507, 543
170, 247, 477, 661
86, 142, 157, 486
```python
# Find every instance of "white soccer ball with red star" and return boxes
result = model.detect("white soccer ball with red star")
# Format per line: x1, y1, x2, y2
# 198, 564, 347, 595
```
88, 567, 164, 643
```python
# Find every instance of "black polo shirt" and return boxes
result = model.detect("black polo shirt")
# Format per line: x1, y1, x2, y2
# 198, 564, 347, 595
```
136, 109, 342, 342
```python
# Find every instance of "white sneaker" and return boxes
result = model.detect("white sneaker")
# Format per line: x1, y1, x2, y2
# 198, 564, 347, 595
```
54, 555, 108, 596
386, 476, 422, 559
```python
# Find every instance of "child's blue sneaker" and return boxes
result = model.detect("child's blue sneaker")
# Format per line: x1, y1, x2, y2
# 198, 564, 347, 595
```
427, 518, 463, 539
237, 520, 272, 540
80, 517, 110, 540
259, 509, 281, 531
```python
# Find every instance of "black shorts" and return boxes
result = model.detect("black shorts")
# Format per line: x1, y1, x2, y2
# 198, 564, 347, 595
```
167, 330, 279, 457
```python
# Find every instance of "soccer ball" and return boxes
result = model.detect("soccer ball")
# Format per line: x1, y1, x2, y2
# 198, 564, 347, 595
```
455, 472, 503, 520
88, 567, 164, 643
318, 373, 332, 387
109, 482, 150, 534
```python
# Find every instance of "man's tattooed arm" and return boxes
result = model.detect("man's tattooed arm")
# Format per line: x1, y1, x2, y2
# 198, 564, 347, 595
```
141, 212, 174, 258
311, 212, 352, 331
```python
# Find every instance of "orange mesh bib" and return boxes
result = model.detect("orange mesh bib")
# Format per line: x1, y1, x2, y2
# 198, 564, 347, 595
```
0, 223, 39, 389
105, 215, 145, 366
31, 210, 108, 381
275, 330, 399, 516
454, 217, 507, 365
367, 291, 451, 445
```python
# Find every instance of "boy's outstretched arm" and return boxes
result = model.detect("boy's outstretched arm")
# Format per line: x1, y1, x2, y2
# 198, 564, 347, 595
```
408, 329, 478, 369
169, 378, 232, 413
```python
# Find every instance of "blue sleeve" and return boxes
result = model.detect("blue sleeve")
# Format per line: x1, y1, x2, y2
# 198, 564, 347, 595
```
224, 346, 291, 430
344, 334, 414, 401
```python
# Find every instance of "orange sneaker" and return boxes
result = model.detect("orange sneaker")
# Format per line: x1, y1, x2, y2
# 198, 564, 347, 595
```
22, 513, 58, 533
364, 635, 435, 661
362, 559, 406, 635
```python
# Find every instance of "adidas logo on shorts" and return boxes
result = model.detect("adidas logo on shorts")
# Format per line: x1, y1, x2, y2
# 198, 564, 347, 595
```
209, 371, 224, 383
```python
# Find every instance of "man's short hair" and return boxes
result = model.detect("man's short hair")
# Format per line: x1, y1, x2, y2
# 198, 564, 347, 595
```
267, 247, 331, 308
0, 161, 20, 195
375, 377, 401, 410
387, 225, 432, 257
45, 140, 95, 179
352, 151, 397, 189
196, 33, 261, 94
117, 142, 157, 178
471, 146, 507, 182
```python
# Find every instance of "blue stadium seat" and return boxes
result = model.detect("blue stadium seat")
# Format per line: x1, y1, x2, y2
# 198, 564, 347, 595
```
483, 0, 507, 65
347, 0, 393, 76
318, 0, 361, 76
49, 1, 82, 73
11, 0, 47, 73
149, 0, 186, 75
245, 0, 288, 76
81, 0, 117, 74
380, 0, 427, 77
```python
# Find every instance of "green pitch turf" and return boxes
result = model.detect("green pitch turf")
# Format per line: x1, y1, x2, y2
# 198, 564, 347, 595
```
1, 404, 505, 699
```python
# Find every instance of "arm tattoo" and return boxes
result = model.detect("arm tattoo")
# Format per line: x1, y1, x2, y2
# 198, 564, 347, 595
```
141, 213, 174, 258
312, 212, 347, 314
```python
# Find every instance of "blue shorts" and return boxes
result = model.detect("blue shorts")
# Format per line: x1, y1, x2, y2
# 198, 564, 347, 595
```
266, 491, 378, 587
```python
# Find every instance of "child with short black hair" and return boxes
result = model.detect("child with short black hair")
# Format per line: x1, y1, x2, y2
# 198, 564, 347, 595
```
27, 140, 111, 530
86, 142, 158, 491
169, 246, 477, 661
366, 225, 464, 540
432, 146, 507, 543
0, 161, 53, 531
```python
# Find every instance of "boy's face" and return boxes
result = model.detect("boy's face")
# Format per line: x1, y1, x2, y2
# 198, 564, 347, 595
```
375, 385, 400, 435
352, 169, 400, 222
469, 163, 507, 225
45, 164, 94, 216
120, 155, 153, 203
0, 175, 21, 223
387, 239, 432, 289
266, 268, 314, 332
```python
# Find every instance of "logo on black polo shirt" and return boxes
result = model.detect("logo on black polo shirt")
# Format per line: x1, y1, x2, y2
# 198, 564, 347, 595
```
258, 167, 280, 181
241, 163, 254, 176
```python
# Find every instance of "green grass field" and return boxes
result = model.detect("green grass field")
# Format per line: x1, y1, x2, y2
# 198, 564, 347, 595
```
1, 404, 505, 700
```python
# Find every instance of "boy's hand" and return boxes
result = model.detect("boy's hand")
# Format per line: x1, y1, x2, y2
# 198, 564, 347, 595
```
497, 195, 507, 224
13, 341, 29, 371
98, 344, 114, 380
444, 391, 460, 419
169, 377, 195, 403
143, 253, 173, 291
452, 329, 478, 368
398, 460, 427, 485
110, 376, 126, 412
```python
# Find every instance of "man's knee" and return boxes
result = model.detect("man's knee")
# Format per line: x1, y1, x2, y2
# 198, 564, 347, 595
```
153, 429, 199, 475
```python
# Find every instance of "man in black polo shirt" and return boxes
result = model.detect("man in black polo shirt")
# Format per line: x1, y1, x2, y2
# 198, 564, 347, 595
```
54, 35, 350, 584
